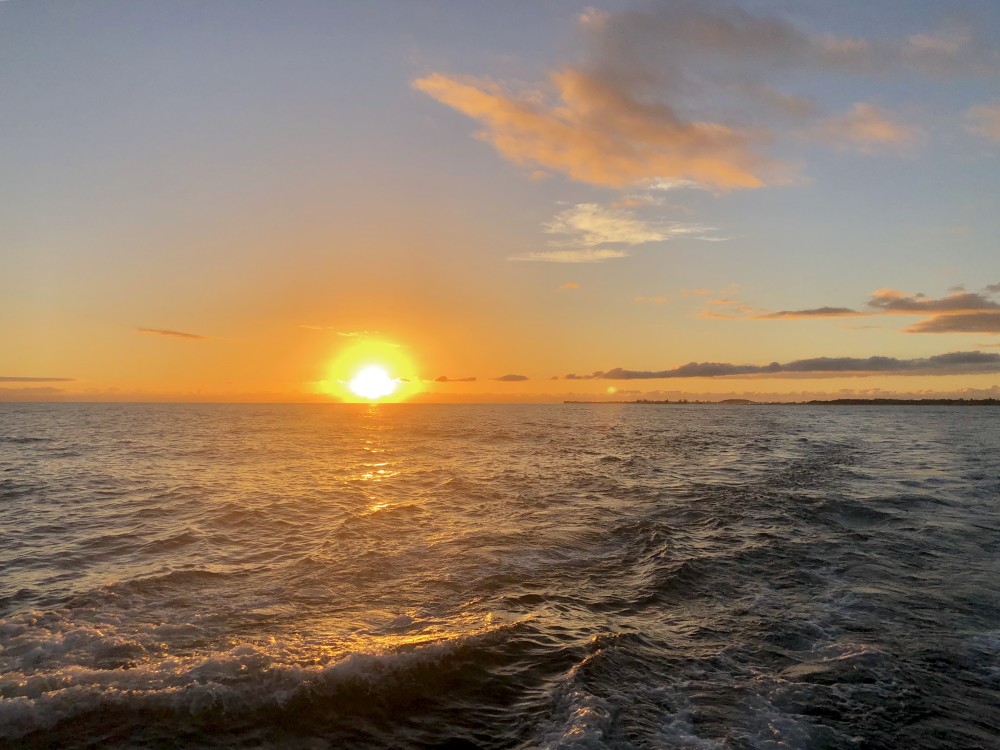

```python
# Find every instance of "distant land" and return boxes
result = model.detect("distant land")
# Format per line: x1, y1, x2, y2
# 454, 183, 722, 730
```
564, 398, 1000, 406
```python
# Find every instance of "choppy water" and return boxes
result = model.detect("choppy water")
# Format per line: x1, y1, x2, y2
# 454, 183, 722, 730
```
1, 403, 999, 749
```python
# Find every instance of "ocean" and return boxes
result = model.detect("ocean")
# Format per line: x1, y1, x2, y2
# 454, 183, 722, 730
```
1, 403, 998, 749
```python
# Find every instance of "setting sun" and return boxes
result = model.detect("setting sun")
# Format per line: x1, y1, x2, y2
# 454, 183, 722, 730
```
348, 365, 397, 400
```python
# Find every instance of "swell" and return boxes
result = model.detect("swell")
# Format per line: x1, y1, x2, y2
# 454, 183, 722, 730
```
1, 619, 574, 749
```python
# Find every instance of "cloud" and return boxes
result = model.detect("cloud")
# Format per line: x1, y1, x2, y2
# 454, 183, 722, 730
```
721, 286, 1000, 334
578, 351, 1000, 380
434, 375, 477, 383
560, 282, 580, 290
509, 248, 629, 263
511, 202, 719, 263
545, 203, 672, 246
907, 313, 1000, 334
414, 68, 775, 190
814, 103, 922, 153
965, 102, 1000, 141
0, 376, 74, 382
137, 327, 205, 340
417, 4, 996, 194
902, 25, 999, 76
759, 306, 861, 319
492, 374, 530, 382
634, 295, 669, 305
868, 289, 1000, 314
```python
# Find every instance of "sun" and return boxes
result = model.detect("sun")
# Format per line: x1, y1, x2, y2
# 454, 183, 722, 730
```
317, 339, 419, 402
348, 365, 398, 400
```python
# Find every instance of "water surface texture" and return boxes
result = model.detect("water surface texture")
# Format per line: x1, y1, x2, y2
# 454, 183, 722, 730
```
1, 404, 998, 748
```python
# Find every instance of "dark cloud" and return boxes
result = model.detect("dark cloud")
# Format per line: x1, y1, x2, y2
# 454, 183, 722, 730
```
137, 327, 206, 340
907, 313, 1000, 334
435, 375, 477, 383
0, 376, 74, 382
742, 286, 1000, 336
759, 306, 860, 319
584, 351, 1000, 379
492, 374, 530, 382
868, 290, 1000, 314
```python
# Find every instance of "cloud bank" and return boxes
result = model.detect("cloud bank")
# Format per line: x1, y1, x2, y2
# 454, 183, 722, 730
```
565, 351, 1000, 380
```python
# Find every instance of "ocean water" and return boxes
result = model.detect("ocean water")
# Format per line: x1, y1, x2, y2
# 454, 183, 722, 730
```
1, 403, 998, 749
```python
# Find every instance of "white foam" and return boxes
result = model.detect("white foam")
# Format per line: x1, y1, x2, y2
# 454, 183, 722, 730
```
0, 610, 520, 740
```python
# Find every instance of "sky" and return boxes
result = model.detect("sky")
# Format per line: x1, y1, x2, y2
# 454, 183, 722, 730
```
3, 0, 1000, 403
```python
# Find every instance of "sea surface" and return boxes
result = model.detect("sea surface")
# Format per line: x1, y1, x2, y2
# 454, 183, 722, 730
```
1, 403, 998, 749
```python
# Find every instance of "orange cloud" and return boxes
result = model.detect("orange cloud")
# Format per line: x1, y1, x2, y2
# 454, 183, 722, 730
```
413, 68, 774, 190
815, 103, 922, 153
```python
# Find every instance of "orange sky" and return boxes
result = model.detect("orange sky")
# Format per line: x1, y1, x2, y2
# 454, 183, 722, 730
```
3, 1, 1000, 403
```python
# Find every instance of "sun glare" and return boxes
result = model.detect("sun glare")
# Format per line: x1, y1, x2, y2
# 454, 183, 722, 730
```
348, 365, 398, 400
318, 339, 419, 402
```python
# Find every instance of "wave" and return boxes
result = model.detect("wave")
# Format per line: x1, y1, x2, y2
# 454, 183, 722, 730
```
0, 620, 535, 746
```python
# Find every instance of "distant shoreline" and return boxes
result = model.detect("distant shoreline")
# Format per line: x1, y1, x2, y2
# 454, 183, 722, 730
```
564, 398, 1000, 406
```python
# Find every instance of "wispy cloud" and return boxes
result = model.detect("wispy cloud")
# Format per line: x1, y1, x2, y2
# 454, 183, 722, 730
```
137, 327, 205, 340
564, 351, 1000, 380
510, 203, 718, 263
545, 203, 672, 246
634, 295, 669, 305
965, 102, 1000, 141
337, 330, 377, 338
560, 282, 580, 290
814, 103, 922, 153
510, 248, 630, 264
